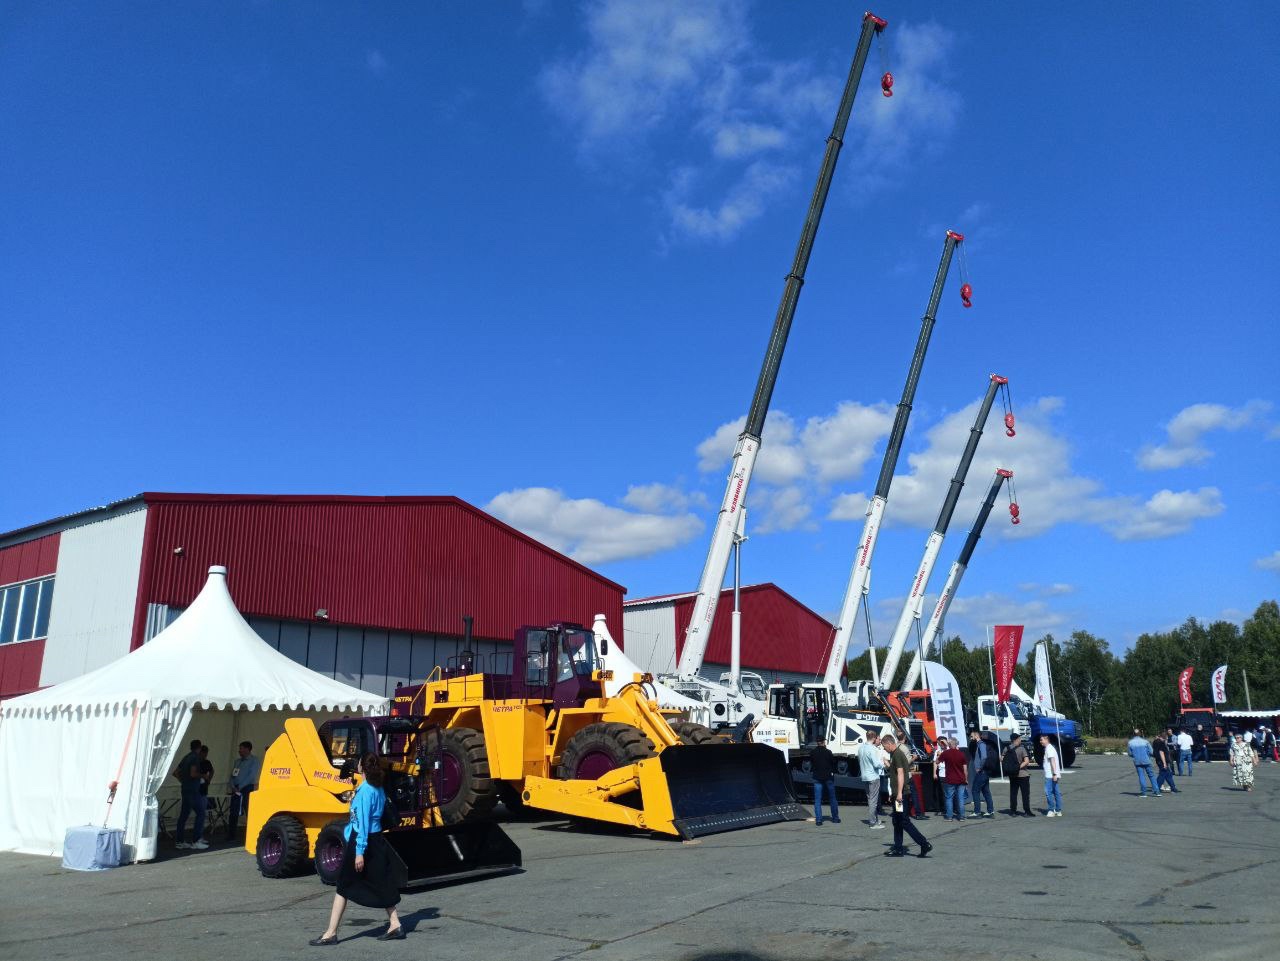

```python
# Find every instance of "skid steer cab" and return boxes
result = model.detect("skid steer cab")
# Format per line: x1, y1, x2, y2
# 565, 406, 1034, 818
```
391, 621, 808, 839
245, 716, 521, 887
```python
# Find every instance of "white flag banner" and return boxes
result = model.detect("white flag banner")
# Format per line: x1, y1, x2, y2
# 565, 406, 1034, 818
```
1212, 664, 1228, 704
1034, 641, 1056, 715
922, 661, 965, 747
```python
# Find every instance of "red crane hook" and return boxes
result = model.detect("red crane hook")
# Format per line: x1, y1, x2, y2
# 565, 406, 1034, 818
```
881, 71, 894, 97
1009, 501, 1021, 525
959, 282, 972, 308
1004, 412, 1016, 437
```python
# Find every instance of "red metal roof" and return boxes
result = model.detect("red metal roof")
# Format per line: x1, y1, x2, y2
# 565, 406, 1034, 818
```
135, 494, 625, 645
650, 583, 834, 676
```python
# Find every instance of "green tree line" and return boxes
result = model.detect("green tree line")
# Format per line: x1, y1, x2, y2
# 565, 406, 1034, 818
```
844, 600, 1279, 737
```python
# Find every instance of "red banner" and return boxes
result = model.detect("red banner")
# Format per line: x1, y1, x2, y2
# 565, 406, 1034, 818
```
993, 625, 1024, 703
1178, 666, 1194, 705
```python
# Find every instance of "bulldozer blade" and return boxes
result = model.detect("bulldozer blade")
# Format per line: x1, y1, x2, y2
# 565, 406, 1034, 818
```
658, 743, 809, 839
385, 822, 522, 888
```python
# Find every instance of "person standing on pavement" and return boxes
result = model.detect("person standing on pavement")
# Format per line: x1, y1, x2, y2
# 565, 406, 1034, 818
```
173, 739, 208, 851
810, 738, 839, 826
1193, 725, 1210, 764
968, 730, 995, 818
1128, 729, 1161, 798
1175, 728, 1193, 776
1154, 730, 1180, 794
939, 739, 970, 821
1229, 734, 1259, 792
882, 735, 931, 858
227, 741, 260, 839
1040, 735, 1063, 817
858, 732, 886, 830
1004, 733, 1034, 816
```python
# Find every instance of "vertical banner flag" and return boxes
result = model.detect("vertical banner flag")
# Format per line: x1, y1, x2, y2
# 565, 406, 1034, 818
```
1034, 640, 1056, 714
1178, 666, 1194, 705
922, 661, 966, 748
993, 625, 1025, 703
1211, 664, 1228, 704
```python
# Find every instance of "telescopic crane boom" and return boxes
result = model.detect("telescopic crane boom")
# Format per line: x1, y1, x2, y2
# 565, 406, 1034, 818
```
674, 12, 888, 688
818, 229, 967, 689
876, 373, 1015, 688
899, 468, 1019, 690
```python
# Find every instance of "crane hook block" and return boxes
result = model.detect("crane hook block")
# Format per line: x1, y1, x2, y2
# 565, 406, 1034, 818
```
1009, 502, 1021, 525
960, 282, 973, 308
1004, 412, 1016, 437
880, 71, 894, 97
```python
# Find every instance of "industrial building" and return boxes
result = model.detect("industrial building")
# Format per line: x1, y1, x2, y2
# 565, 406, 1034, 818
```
0, 493, 624, 700
623, 583, 834, 685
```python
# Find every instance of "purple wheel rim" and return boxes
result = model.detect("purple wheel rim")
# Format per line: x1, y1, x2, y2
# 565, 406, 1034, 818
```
261, 831, 283, 866
439, 752, 463, 804
574, 749, 617, 781
318, 837, 344, 873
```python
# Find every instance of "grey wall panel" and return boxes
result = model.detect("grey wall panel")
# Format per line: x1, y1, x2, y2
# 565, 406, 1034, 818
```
278, 621, 310, 667
335, 627, 364, 687
41, 507, 148, 685
386, 631, 412, 692
248, 617, 281, 649
621, 603, 678, 675
409, 634, 437, 684
361, 630, 389, 698
307, 625, 338, 676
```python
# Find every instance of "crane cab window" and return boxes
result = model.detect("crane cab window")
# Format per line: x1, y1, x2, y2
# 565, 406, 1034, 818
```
769, 686, 797, 719
740, 675, 767, 701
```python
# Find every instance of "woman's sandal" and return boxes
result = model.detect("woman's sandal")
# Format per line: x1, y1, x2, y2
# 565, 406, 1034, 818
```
308, 934, 339, 946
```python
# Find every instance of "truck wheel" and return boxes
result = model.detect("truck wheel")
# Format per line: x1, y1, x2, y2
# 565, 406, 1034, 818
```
314, 819, 347, 886
436, 727, 498, 824
256, 814, 309, 878
1061, 741, 1077, 768
557, 722, 655, 780
670, 720, 717, 745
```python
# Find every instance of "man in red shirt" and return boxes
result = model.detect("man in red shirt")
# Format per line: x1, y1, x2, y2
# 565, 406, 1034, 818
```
939, 741, 970, 821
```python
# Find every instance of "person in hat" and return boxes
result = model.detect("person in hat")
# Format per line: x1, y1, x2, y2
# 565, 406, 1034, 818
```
810, 737, 839, 826
1005, 733, 1034, 816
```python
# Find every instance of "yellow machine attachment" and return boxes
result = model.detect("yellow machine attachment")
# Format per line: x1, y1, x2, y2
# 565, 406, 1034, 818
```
246, 717, 521, 884
395, 623, 808, 838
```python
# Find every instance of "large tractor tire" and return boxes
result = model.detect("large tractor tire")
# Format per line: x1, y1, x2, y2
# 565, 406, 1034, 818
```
436, 727, 498, 824
670, 720, 718, 745
557, 722, 656, 780
313, 818, 348, 886
256, 814, 309, 878
1034, 735, 1076, 769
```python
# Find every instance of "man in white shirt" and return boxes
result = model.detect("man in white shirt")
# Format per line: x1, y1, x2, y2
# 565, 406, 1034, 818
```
858, 732, 887, 830
1175, 729, 1193, 776
1040, 734, 1063, 817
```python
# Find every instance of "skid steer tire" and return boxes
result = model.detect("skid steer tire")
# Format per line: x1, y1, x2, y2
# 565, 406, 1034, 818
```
314, 819, 348, 886
437, 727, 498, 824
670, 720, 718, 745
256, 814, 309, 878
557, 722, 656, 781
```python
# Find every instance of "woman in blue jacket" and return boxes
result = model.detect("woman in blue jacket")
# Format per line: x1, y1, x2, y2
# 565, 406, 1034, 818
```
311, 753, 405, 945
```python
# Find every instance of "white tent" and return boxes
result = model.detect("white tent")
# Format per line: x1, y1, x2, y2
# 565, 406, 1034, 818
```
593, 614, 700, 711
0, 566, 385, 861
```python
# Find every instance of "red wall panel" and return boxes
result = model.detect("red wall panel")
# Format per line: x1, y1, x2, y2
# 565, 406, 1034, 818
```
137, 495, 625, 646
0, 532, 59, 586
0, 638, 46, 699
671, 584, 834, 676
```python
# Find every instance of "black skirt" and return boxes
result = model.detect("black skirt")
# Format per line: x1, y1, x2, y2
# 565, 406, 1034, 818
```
336, 833, 406, 909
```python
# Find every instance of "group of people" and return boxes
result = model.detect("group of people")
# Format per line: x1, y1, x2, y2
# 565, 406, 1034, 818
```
807, 728, 1064, 859
171, 738, 261, 849
1127, 725, 1267, 796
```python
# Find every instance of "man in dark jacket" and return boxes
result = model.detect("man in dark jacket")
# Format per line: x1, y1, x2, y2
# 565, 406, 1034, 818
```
1005, 733, 1034, 816
810, 738, 839, 825
883, 734, 931, 858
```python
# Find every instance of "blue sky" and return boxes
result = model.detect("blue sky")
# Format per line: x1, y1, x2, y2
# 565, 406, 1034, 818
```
3, 1, 1277, 659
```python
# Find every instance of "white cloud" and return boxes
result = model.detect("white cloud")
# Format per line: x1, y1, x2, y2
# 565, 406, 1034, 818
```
543, 5, 963, 242
486, 487, 702, 565
1255, 550, 1280, 573
1137, 400, 1271, 470
936, 592, 1071, 644
751, 485, 813, 534
622, 483, 706, 514
365, 50, 389, 76
1018, 582, 1077, 597
1100, 487, 1223, 541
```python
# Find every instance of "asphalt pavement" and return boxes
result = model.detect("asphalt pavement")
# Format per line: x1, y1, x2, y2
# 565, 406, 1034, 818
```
0, 755, 1276, 961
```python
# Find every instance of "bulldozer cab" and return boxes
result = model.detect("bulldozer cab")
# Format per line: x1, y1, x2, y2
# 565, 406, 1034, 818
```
513, 623, 602, 707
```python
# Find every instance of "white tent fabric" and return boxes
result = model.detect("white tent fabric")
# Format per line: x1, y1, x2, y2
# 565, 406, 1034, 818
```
0, 566, 385, 861
593, 614, 700, 710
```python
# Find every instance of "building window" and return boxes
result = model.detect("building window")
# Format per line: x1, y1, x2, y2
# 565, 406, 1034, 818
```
0, 576, 54, 645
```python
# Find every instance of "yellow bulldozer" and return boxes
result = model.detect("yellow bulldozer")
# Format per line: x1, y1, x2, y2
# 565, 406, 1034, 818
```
390, 621, 806, 839
245, 715, 521, 886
